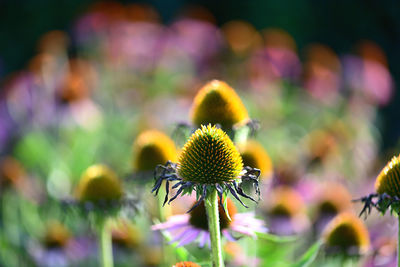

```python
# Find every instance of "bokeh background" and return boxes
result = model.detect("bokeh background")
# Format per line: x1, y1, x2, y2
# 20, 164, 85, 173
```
1, 0, 399, 149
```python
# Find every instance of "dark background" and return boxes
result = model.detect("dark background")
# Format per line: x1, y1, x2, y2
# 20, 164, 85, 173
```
0, 0, 399, 149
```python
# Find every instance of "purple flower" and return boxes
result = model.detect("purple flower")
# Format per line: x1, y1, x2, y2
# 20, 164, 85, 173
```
152, 198, 267, 247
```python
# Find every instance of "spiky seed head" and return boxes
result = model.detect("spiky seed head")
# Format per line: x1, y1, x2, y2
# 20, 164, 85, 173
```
323, 212, 370, 255
269, 186, 305, 217
173, 262, 201, 267
43, 221, 70, 249
133, 130, 177, 172
375, 155, 400, 198
190, 80, 249, 129
77, 164, 123, 202
238, 140, 273, 179
189, 197, 237, 230
111, 218, 142, 249
177, 124, 243, 184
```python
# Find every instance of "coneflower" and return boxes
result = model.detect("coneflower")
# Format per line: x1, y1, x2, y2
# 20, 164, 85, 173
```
238, 140, 273, 181
265, 186, 309, 236
75, 164, 125, 267
152, 197, 267, 247
323, 212, 370, 257
173, 80, 258, 144
313, 182, 352, 233
357, 155, 400, 266
133, 130, 177, 174
152, 124, 261, 267
191, 80, 249, 131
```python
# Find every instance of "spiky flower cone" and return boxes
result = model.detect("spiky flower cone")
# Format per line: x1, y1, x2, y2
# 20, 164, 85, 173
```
77, 164, 122, 202
190, 80, 249, 130
177, 124, 243, 184
323, 213, 370, 256
375, 155, 400, 198
133, 130, 177, 172
43, 221, 70, 249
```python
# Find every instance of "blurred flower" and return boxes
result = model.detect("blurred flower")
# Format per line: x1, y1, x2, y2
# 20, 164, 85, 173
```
264, 186, 309, 235
133, 130, 177, 173
190, 80, 249, 130
303, 44, 341, 103
222, 21, 262, 56
76, 164, 123, 202
111, 218, 142, 249
139, 245, 162, 266
313, 182, 353, 233
342, 54, 393, 106
37, 30, 69, 56
304, 129, 339, 167
238, 140, 273, 180
29, 221, 94, 267
249, 28, 301, 88
168, 19, 222, 69
152, 198, 267, 247
173, 262, 201, 267
323, 212, 370, 256
0, 156, 25, 189
56, 59, 97, 104
153, 125, 260, 211
224, 241, 260, 267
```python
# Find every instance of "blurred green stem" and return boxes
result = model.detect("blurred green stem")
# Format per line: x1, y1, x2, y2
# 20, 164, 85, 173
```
100, 219, 113, 267
205, 189, 224, 267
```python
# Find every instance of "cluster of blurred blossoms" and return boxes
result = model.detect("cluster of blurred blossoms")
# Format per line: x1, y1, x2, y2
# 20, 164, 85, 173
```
0, 1, 397, 267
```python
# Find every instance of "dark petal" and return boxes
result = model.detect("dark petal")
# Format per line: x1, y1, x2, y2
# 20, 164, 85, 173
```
187, 185, 207, 213
227, 183, 248, 208
163, 180, 170, 206
233, 181, 257, 202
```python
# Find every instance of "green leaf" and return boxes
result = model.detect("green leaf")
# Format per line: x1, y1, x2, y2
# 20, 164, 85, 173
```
293, 240, 322, 267
257, 232, 298, 243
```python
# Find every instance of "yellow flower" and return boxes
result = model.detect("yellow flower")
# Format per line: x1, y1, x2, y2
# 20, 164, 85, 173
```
133, 130, 177, 172
77, 164, 122, 202
375, 155, 400, 198
238, 140, 273, 179
190, 80, 249, 130
178, 124, 243, 184
323, 212, 370, 255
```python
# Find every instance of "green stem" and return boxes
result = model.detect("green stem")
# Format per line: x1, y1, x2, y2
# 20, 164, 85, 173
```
205, 189, 225, 267
100, 219, 114, 267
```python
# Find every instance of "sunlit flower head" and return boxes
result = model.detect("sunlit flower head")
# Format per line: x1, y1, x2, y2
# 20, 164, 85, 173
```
152, 197, 267, 247
238, 140, 273, 180
153, 124, 261, 211
77, 164, 123, 202
173, 261, 201, 267
190, 80, 249, 130
133, 130, 177, 172
375, 155, 400, 198
323, 212, 370, 256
